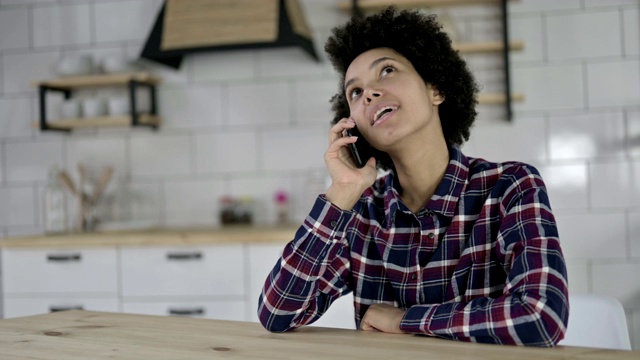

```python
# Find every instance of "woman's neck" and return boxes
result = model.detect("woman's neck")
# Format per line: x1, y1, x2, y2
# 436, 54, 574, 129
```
391, 138, 449, 213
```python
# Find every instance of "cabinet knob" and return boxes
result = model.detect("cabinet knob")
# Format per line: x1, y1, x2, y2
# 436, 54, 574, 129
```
47, 253, 82, 262
166, 252, 203, 261
168, 307, 205, 316
50, 305, 84, 312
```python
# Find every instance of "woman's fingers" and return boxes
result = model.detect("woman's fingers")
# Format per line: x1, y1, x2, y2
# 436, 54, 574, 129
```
329, 117, 355, 144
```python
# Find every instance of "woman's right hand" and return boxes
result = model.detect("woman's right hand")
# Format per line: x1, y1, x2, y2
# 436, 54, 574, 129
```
324, 117, 377, 210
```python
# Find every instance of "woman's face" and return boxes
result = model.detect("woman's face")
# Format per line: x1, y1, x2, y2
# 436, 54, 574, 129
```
344, 47, 444, 152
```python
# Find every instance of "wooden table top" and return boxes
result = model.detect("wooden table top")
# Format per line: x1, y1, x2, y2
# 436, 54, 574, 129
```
0, 310, 637, 359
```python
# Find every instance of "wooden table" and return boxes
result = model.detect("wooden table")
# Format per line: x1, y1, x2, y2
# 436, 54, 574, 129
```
0, 310, 637, 359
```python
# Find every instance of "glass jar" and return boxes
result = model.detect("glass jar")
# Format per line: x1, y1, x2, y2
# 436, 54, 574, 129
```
43, 166, 68, 234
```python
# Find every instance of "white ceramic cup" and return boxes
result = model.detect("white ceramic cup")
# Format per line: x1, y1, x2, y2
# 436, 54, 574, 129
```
102, 55, 136, 73
56, 54, 93, 77
59, 99, 81, 119
107, 97, 130, 116
82, 98, 107, 118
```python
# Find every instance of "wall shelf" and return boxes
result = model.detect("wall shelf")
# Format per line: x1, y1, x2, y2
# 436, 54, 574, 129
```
41, 115, 160, 131
454, 40, 523, 53
34, 72, 161, 89
338, 0, 511, 12
34, 72, 161, 132
478, 92, 524, 105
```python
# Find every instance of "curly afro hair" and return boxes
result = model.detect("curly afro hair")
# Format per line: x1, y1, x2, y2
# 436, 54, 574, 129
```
325, 7, 479, 170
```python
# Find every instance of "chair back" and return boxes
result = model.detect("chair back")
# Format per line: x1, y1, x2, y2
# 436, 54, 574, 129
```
559, 294, 631, 350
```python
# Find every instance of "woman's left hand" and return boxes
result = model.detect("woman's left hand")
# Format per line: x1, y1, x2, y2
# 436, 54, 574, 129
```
361, 303, 407, 334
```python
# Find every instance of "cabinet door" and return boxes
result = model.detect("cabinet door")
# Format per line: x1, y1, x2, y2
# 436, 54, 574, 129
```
247, 243, 285, 322
2, 248, 118, 294
121, 244, 244, 297
3, 296, 119, 319
122, 299, 247, 321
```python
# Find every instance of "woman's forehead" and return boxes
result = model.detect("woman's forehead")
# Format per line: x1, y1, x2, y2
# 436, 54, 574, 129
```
345, 48, 408, 77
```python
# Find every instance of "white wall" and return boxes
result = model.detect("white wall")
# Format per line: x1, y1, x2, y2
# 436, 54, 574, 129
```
0, 0, 638, 349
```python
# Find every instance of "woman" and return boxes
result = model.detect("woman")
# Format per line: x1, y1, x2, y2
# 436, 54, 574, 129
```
258, 7, 569, 346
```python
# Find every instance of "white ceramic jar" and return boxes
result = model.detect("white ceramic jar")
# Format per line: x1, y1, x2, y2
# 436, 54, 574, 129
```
82, 98, 107, 118
56, 54, 94, 77
107, 97, 130, 116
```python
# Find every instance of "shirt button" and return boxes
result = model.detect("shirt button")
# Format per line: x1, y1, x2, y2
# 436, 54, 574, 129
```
411, 274, 417, 280
330, 220, 337, 227
428, 233, 435, 239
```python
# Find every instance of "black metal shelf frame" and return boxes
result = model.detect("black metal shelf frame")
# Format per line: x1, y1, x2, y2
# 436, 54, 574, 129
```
38, 80, 159, 132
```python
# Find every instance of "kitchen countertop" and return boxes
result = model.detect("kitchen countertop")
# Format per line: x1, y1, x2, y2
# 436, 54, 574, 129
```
0, 226, 298, 248
0, 310, 637, 360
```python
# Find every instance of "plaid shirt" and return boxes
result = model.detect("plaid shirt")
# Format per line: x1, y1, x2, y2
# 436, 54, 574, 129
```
259, 145, 569, 346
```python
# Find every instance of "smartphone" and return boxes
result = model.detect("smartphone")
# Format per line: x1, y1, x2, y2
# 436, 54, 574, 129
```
345, 126, 374, 168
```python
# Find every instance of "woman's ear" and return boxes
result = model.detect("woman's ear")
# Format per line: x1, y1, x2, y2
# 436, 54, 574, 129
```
432, 87, 445, 106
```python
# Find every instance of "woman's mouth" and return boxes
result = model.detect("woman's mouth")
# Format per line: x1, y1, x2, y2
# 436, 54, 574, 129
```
372, 106, 398, 126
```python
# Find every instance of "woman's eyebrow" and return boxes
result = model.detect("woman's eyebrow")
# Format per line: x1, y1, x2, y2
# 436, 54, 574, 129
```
344, 56, 397, 91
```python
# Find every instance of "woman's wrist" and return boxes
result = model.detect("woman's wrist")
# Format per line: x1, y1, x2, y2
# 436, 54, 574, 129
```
325, 183, 366, 211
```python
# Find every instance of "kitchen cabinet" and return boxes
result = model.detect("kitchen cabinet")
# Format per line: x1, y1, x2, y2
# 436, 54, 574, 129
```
1, 247, 119, 318
122, 300, 246, 321
3, 297, 119, 318
120, 244, 248, 320
2, 248, 118, 294
0, 227, 355, 329
120, 245, 244, 297
34, 72, 160, 132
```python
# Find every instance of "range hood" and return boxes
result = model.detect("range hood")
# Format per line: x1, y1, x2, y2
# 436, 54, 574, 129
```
141, 0, 318, 69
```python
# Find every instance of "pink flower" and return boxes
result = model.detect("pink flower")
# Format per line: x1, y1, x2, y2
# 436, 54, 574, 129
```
274, 190, 289, 204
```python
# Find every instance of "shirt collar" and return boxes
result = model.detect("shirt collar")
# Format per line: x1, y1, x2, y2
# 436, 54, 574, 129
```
382, 145, 469, 226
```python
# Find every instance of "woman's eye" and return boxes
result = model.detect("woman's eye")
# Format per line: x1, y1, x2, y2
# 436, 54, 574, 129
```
381, 66, 395, 77
350, 88, 362, 100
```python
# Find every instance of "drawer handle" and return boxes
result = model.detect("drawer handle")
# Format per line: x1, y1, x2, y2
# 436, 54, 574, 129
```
47, 254, 82, 262
166, 252, 203, 260
50, 305, 84, 312
168, 308, 205, 316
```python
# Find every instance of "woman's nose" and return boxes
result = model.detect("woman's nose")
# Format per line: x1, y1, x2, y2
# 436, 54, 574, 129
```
364, 89, 381, 104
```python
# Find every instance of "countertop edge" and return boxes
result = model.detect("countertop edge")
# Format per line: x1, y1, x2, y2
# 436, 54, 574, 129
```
0, 226, 298, 248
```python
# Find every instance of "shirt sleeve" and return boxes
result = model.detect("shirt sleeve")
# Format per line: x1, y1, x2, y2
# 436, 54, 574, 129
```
258, 195, 354, 332
399, 166, 569, 346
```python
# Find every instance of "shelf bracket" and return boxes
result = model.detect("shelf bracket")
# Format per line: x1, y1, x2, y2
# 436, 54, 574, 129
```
39, 85, 71, 132
500, 0, 513, 121
352, 0, 363, 18
127, 80, 159, 130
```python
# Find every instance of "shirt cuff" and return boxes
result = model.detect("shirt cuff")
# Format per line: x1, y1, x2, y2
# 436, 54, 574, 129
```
309, 194, 355, 237
400, 304, 438, 335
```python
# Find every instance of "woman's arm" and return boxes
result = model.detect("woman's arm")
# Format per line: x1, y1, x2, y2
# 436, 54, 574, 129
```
400, 169, 569, 346
258, 196, 355, 332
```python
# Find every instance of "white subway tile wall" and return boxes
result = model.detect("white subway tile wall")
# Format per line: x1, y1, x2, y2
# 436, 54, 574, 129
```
33, 4, 92, 48
546, 11, 622, 60
195, 130, 258, 174
0, 8, 29, 51
0, 0, 638, 348
587, 60, 640, 107
0, 97, 33, 138
158, 85, 224, 129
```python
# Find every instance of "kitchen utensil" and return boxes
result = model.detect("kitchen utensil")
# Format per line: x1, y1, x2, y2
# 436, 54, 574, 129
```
91, 166, 114, 204
57, 170, 77, 196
